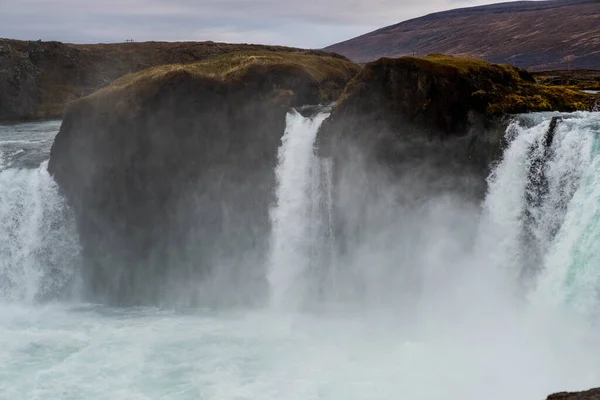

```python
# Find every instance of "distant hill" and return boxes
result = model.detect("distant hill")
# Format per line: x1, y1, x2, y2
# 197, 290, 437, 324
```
325, 0, 600, 70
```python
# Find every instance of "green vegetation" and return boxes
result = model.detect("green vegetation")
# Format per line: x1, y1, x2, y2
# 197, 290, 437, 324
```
331, 54, 597, 137
487, 85, 592, 114
533, 70, 600, 91
90, 51, 360, 103
0, 38, 357, 121
116, 51, 357, 84
418, 54, 594, 115
409, 54, 531, 82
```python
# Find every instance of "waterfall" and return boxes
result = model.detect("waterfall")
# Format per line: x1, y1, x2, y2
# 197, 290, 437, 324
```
533, 114, 600, 316
481, 112, 600, 315
267, 109, 600, 318
267, 109, 333, 310
0, 161, 80, 303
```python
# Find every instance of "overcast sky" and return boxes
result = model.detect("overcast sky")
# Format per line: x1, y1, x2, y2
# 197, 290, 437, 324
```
1, 0, 525, 48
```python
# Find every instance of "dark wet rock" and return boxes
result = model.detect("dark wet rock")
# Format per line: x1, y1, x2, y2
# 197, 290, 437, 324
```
313, 54, 591, 265
317, 54, 594, 167
48, 51, 359, 306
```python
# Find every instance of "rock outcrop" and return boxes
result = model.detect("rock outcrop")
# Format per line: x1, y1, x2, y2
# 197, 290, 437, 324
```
0, 38, 350, 121
315, 55, 597, 260
48, 51, 360, 306
317, 54, 596, 164
0, 41, 40, 120
534, 70, 600, 92
548, 388, 600, 400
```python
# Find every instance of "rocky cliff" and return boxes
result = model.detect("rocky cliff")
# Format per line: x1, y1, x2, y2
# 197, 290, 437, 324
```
317, 54, 595, 163
315, 55, 597, 258
45, 49, 597, 307
48, 51, 360, 306
0, 38, 348, 121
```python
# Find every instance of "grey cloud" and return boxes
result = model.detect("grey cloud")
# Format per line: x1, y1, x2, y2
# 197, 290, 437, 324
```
1, 0, 523, 47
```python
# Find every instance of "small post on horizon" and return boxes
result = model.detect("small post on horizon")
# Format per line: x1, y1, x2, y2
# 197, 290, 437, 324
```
564, 54, 575, 74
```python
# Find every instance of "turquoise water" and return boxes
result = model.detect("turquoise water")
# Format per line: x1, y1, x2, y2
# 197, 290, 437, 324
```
534, 115, 600, 316
2, 114, 600, 399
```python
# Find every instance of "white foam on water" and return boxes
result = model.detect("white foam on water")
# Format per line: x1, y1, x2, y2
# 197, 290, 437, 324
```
1, 303, 599, 400
3, 114, 600, 399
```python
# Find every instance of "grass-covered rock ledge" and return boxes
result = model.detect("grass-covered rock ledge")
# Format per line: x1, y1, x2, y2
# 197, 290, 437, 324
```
48, 51, 359, 305
83, 50, 360, 115
317, 54, 597, 168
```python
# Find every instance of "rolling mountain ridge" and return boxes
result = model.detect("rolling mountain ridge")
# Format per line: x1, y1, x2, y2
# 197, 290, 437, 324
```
325, 0, 600, 70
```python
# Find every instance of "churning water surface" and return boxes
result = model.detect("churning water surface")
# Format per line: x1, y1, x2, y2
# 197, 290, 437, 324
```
2, 113, 600, 400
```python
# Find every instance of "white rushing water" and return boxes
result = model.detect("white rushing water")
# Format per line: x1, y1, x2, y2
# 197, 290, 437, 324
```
267, 110, 332, 310
0, 121, 80, 304
0, 162, 79, 303
3, 112, 600, 399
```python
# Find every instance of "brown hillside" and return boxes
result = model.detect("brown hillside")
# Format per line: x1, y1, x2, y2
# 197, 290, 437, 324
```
0, 39, 348, 121
325, 0, 600, 70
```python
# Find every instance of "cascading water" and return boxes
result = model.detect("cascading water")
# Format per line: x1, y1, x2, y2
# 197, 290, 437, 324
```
261, 110, 600, 398
0, 162, 80, 302
479, 112, 600, 311
0, 121, 80, 303
3, 112, 600, 399
267, 109, 334, 310
478, 115, 593, 286
530, 113, 600, 317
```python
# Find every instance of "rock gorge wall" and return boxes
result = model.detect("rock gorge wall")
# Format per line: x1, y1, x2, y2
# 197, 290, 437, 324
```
47, 51, 598, 306
315, 55, 597, 261
325, 0, 600, 70
0, 39, 349, 121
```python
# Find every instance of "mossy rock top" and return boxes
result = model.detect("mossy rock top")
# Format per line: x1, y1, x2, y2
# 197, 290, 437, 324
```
335, 54, 596, 133
106, 51, 359, 88
81, 50, 360, 115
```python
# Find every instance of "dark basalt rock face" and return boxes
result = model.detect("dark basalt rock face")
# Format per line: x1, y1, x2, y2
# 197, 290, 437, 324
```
48, 51, 360, 306
0, 41, 41, 120
314, 54, 595, 265
317, 54, 595, 168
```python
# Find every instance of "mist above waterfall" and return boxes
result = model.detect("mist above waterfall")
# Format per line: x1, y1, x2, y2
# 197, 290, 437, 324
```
263, 110, 600, 398
2, 112, 600, 399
